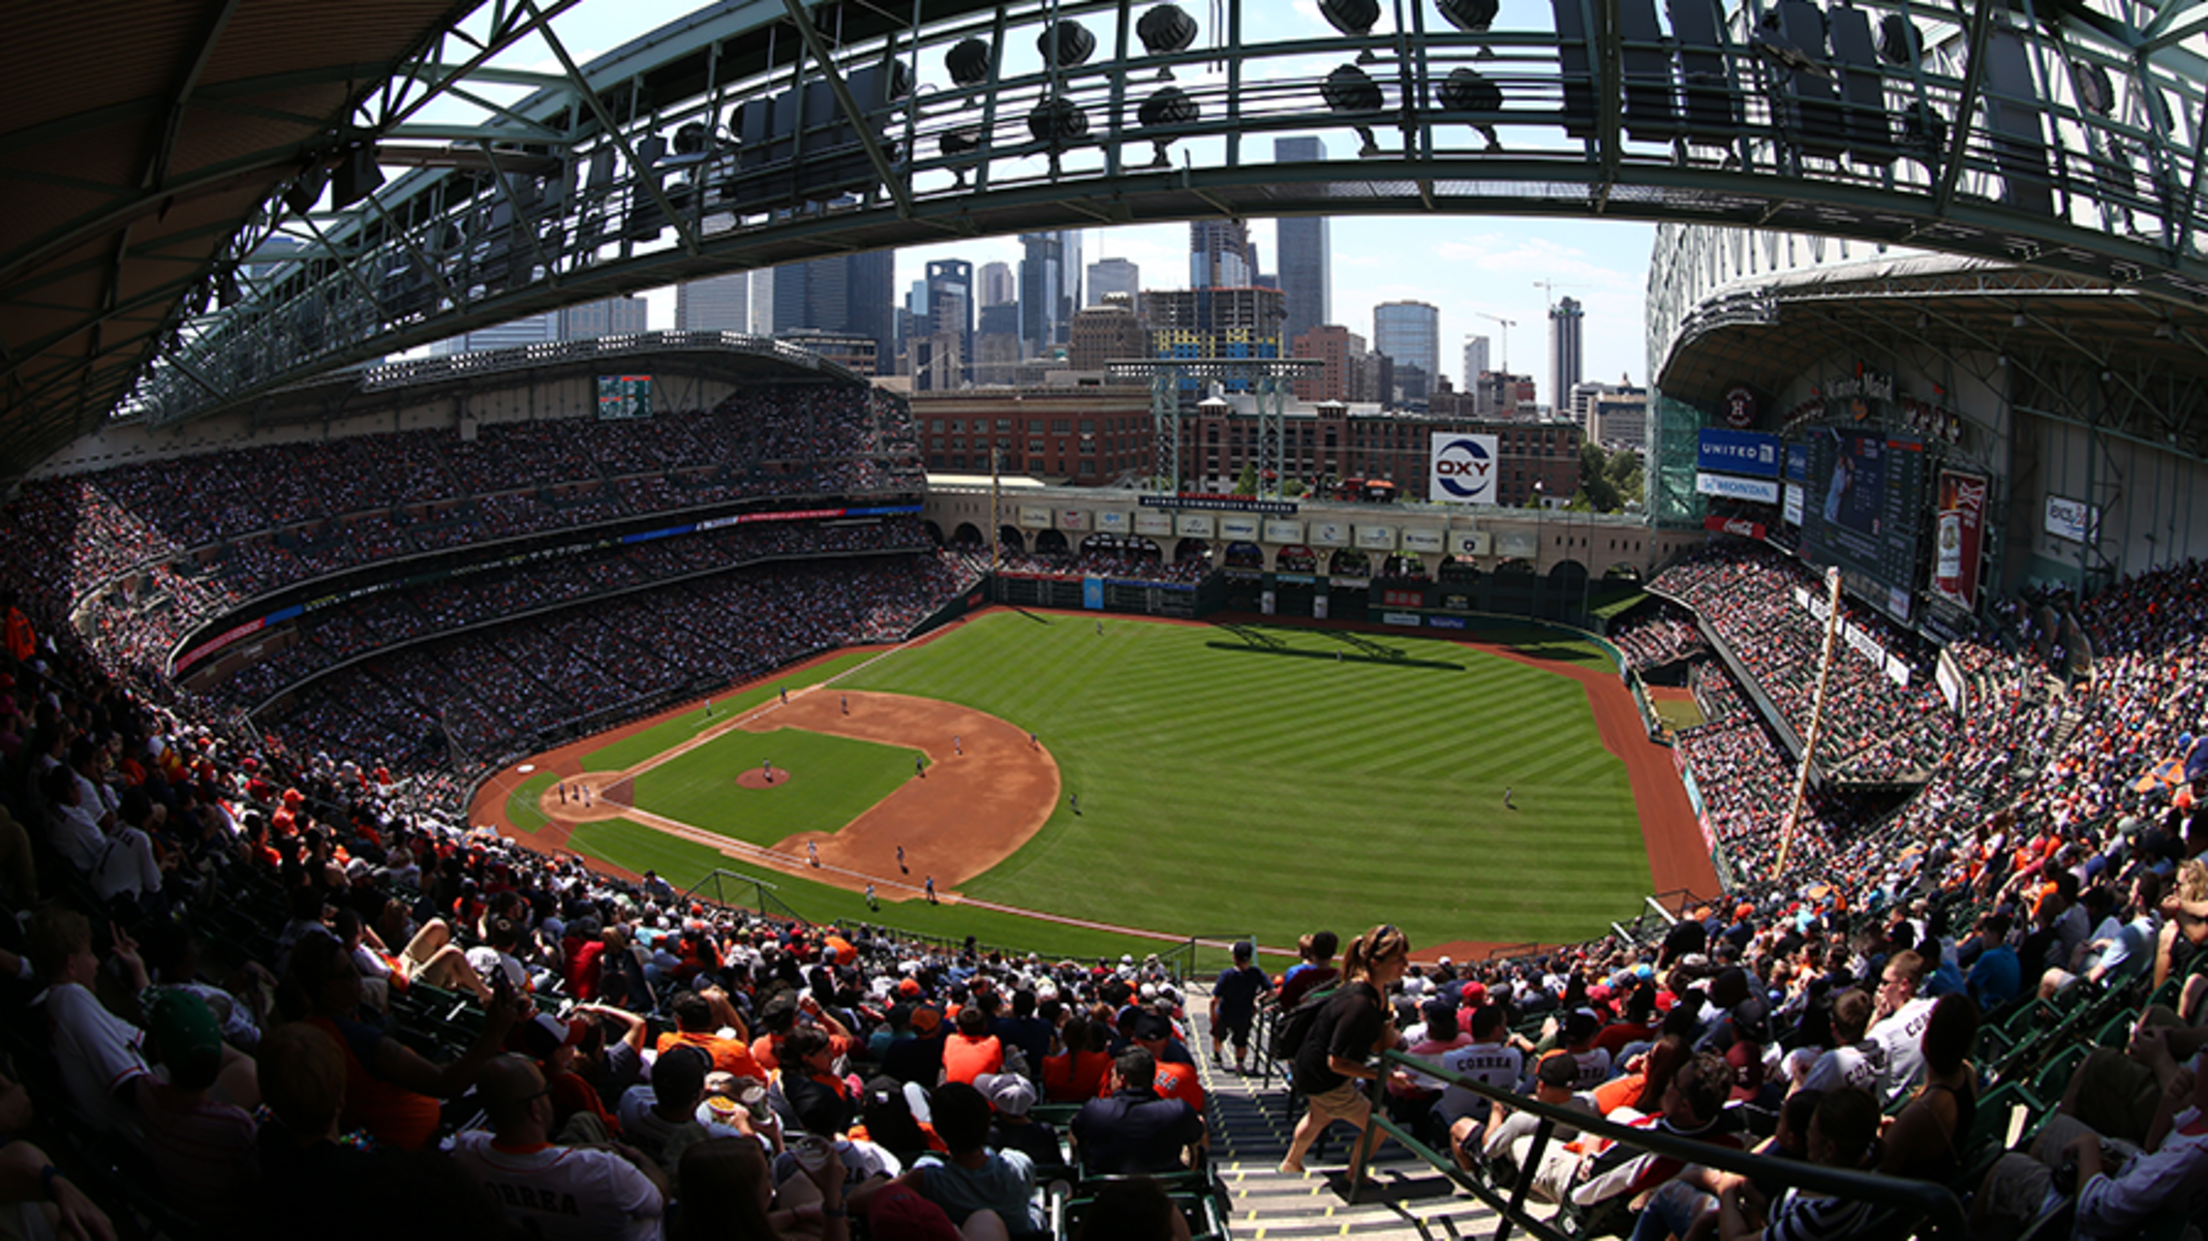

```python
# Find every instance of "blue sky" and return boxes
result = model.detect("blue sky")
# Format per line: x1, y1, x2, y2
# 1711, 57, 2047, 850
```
429, 0, 1657, 394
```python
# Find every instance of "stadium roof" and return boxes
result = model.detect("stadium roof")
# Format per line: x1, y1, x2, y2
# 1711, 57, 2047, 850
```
0, 0, 476, 478
1659, 257, 2208, 457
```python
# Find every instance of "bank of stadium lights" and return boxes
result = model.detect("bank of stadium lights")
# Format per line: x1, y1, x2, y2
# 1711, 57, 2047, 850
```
1319, 0, 1383, 63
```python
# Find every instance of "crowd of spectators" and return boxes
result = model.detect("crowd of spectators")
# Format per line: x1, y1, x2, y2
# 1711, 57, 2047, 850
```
1651, 545, 1948, 780
205, 517, 940, 709
0, 626, 1223, 1239
995, 550, 1208, 586
4, 383, 923, 681
16, 376, 2208, 1236
256, 550, 972, 777
1607, 603, 1707, 673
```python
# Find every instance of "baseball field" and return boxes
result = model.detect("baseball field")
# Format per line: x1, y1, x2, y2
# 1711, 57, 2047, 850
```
475, 609, 1708, 966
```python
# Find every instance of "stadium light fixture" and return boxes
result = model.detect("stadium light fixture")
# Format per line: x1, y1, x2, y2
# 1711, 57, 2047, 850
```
1137, 86, 1199, 166
1322, 63, 1386, 156
1137, 4, 1198, 79
946, 37, 992, 86
1435, 0, 1499, 33
1320, 0, 1383, 63
1039, 20, 1096, 68
1437, 66, 1503, 149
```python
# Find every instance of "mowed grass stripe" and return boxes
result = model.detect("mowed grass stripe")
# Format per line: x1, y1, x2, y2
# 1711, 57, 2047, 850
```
840, 613, 1654, 947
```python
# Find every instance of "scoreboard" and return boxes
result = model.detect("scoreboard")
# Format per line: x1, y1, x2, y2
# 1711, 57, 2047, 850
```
596, 374, 653, 420
1800, 427, 1929, 620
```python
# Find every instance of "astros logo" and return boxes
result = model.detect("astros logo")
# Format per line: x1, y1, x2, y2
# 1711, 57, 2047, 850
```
1433, 437, 1495, 500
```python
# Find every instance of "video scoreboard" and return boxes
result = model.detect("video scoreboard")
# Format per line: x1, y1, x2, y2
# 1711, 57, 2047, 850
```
596, 374, 653, 420
1799, 427, 1929, 620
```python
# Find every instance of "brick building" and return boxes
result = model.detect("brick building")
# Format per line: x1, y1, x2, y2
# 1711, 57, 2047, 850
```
1180, 407, 1581, 504
912, 387, 1153, 483
1069, 299, 1147, 372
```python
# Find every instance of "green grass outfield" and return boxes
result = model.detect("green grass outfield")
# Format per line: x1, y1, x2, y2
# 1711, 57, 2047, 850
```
827, 612, 1652, 952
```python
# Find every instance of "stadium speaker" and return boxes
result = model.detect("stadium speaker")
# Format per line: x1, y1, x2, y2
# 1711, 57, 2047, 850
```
282, 166, 327, 215
1435, 0, 1499, 33
1137, 4, 1198, 78
331, 143, 385, 210
1038, 20, 1096, 68
1136, 85, 1198, 165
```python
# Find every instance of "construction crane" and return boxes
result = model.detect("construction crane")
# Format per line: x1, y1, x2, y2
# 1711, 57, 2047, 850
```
1475, 312, 1517, 373
1533, 278, 1591, 311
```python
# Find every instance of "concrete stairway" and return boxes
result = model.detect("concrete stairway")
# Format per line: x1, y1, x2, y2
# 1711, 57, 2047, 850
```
1187, 1011, 1519, 1240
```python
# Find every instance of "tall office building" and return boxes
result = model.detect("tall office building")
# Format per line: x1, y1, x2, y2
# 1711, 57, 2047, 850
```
1463, 334, 1491, 385
979, 261, 1015, 307
429, 311, 557, 355
558, 295, 648, 340
1548, 296, 1585, 413
1018, 231, 1081, 355
1189, 220, 1255, 289
1274, 138, 1332, 346
925, 260, 975, 385
1087, 257, 1140, 310
771, 252, 896, 360
676, 273, 750, 333
1373, 301, 1441, 402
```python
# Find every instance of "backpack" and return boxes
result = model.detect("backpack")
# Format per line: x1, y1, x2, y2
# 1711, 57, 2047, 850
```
1269, 986, 1339, 1085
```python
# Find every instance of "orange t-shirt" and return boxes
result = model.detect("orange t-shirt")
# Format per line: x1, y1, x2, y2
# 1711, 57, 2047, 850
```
657, 1030, 765, 1081
308, 1015, 441, 1150
941, 1033, 1004, 1085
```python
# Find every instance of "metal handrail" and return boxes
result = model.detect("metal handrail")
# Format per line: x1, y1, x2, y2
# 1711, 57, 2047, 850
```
1346, 1048, 1966, 1239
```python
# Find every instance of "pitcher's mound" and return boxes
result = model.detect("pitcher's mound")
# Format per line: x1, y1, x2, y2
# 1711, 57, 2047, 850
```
736, 769, 791, 790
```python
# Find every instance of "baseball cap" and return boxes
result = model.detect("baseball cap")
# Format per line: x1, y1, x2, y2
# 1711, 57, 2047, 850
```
898, 977, 923, 998
144, 989, 225, 1090
1131, 1012, 1173, 1042
910, 1005, 942, 1034
973, 1072, 1037, 1118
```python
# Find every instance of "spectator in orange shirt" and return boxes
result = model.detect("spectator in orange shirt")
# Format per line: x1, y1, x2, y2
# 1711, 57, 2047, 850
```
657, 988, 763, 1081
941, 1005, 1005, 1085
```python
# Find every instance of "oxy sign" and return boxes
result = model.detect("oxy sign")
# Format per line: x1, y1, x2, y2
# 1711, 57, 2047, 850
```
1430, 432, 1500, 505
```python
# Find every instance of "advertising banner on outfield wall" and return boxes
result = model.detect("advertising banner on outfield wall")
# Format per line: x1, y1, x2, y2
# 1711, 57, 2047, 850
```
1263, 519, 1305, 544
1932, 470, 1987, 610
1134, 511, 1174, 536
1175, 513, 1216, 538
1429, 432, 1501, 504
1095, 510, 1130, 532
1058, 509, 1089, 531
1402, 528, 1445, 554
1447, 530, 1492, 556
2045, 495, 2099, 543
1018, 505, 1053, 529
1308, 520, 1350, 548
1356, 525, 1397, 550
1383, 611, 1422, 626
1496, 529, 1538, 558
1220, 515, 1261, 540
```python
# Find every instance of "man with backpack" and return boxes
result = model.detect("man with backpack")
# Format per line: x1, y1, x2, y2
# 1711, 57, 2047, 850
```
1279, 924, 1411, 1180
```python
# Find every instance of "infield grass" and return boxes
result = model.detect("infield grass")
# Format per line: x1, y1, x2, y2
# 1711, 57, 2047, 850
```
833, 612, 1653, 951
631, 728, 919, 845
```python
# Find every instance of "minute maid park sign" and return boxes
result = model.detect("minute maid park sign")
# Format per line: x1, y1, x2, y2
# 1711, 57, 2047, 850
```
1430, 433, 1500, 505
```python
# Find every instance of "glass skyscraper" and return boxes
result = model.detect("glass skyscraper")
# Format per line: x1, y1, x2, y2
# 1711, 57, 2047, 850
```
1273, 137, 1332, 346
